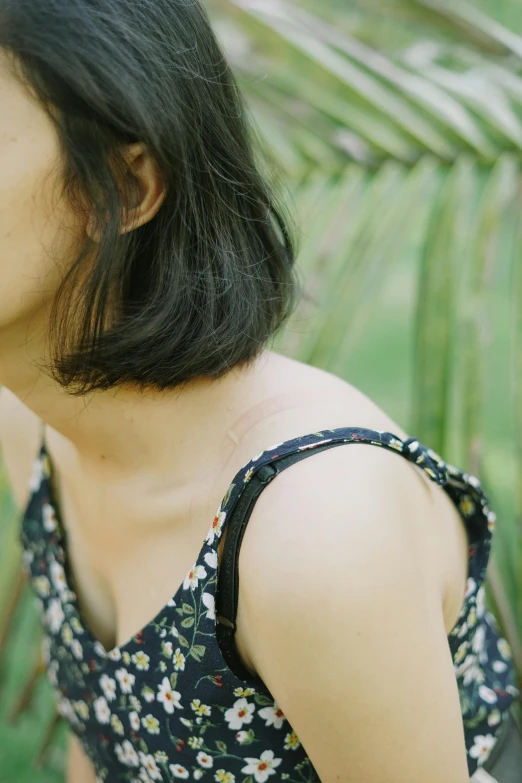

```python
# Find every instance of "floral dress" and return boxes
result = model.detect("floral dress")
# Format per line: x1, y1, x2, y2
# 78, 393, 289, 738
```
19, 426, 520, 782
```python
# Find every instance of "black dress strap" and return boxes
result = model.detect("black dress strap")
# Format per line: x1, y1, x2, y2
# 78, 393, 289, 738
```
214, 429, 451, 681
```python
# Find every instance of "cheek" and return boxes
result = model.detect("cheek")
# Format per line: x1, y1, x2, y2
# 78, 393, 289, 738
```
0, 130, 83, 329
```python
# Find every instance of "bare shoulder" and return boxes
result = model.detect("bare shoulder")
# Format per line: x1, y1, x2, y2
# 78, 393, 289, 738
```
0, 386, 42, 510
235, 441, 470, 781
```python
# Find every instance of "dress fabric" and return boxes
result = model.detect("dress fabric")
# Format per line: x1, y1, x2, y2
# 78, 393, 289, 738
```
19, 426, 520, 782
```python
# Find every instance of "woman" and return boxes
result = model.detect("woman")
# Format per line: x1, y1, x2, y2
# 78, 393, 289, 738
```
0, 1, 519, 781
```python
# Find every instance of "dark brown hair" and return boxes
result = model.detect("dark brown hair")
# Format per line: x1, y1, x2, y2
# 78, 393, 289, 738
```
0, 0, 300, 394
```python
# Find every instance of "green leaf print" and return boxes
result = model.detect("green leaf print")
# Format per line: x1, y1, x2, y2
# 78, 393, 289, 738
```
466, 704, 489, 729
170, 672, 178, 688
221, 482, 235, 508
254, 692, 273, 706
181, 616, 195, 628
215, 740, 227, 753
182, 603, 194, 614
189, 645, 206, 662
175, 607, 184, 616
139, 738, 148, 754
177, 633, 189, 647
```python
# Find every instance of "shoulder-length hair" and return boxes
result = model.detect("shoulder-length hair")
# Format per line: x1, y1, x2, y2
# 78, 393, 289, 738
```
0, 0, 300, 394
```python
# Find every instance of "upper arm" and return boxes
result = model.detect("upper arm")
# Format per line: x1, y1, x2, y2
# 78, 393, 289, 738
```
68, 734, 97, 783
0, 385, 42, 510
239, 444, 469, 783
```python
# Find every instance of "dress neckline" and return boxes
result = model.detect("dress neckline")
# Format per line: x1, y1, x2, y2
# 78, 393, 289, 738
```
31, 426, 491, 659
37, 436, 231, 659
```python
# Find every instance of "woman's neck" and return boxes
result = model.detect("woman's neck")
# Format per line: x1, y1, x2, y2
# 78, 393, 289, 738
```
0, 315, 273, 482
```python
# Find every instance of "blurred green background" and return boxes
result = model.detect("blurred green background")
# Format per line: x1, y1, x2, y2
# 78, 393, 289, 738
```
2, 0, 522, 780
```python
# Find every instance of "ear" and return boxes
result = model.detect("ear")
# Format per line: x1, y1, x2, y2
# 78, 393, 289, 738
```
86, 143, 167, 241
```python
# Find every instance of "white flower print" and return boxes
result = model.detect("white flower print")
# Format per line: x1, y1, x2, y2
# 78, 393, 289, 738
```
162, 641, 173, 658
129, 711, 141, 731
206, 510, 226, 546
169, 764, 190, 779
463, 661, 486, 688
108, 648, 122, 662
58, 698, 78, 725
170, 623, 179, 638
188, 737, 204, 750
115, 741, 140, 767
100, 675, 117, 702
478, 685, 498, 704
488, 709, 502, 727
454, 641, 470, 665
224, 698, 255, 730
167, 598, 176, 607
73, 701, 89, 721
130, 695, 142, 713
154, 751, 168, 764
183, 563, 207, 591
476, 587, 486, 619
22, 549, 34, 567
115, 668, 136, 694
93, 697, 111, 724
142, 686, 155, 703
71, 639, 83, 660
235, 731, 249, 744
138, 753, 162, 781
465, 578, 477, 599
196, 751, 214, 769
157, 677, 182, 714
194, 773, 204, 782
284, 731, 301, 750
258, 702, 285, 729
34, 576, 51, 598
202, 592, 215, 621
493, 660, 508, 673
50, 561, 67, 593
139, 770, 156, 783
111, 714, 124, 736
472, 626, 486, 655
94, 641, 107, 658
241, 750, 282, 782
191, 699, 211, 717
173, 648, 186, 671
141, 714, 160, 734
179, 717, 193, 728
469, 734, 497, 766
204, 550, 218, 569
234, 687, 256, 697
131, 651, 150, 671
70, 616, 84, 634
467, 608, 477, 629
62, 588, 77, 605
46, 598, 64, 634
122, 651, 131, 665
43, 504, 58, 532
29, 458, 45, 493
214, 771, 236, 783
62, 624, 73, 646
497, 638, 513, 660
